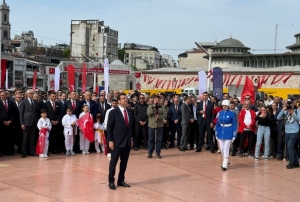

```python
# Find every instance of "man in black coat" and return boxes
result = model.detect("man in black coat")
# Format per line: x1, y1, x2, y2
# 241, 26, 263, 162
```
97, 95, 111, 120
196, 92, 215, 153
79, 91, 97, 119
43, 92, 61, 154
168, 97, 182, 148
19, 89, 39, 158
107, 93, 133, 190
0, 91, 15, 156
12, 94, 23, 154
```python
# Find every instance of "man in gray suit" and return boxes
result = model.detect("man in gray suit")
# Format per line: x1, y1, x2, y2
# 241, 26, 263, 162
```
19, 89, 39, 158
180, 96, 194, 152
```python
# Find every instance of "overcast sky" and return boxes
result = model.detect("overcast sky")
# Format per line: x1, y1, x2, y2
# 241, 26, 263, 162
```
7, 0, 300, 61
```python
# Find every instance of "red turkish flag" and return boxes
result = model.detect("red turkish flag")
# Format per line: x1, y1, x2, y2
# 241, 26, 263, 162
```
32, 70, 37, 90
36, 128, 47, 155
82, 63, 87, 92
77, 112, 94, 142
241, 76, 255, 104
102, 133, 108, 156
1, 59, 7, 88
68, 64, 75, 92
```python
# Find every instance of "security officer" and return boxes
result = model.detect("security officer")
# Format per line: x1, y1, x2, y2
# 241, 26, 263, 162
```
215, 100, 237, 171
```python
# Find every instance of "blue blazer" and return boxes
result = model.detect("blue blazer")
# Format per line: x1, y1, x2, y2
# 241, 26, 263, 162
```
169, 104, 182, 124
107, 107, 133, 148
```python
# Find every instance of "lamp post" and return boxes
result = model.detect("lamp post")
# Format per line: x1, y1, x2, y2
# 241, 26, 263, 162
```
195, 42, 212, 92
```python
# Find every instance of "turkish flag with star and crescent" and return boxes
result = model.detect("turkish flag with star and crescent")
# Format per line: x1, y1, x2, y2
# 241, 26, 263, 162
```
77, 112, 94, 142
68, 64, 75, 92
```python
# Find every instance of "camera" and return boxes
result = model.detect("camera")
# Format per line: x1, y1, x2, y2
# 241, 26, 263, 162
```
153, 103, 162, 110
286, 101, 293, 110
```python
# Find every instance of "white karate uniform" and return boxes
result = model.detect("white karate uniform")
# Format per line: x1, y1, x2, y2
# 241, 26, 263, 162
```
37, 117, 52, 155
62, 114, 78, 151
94, 122, 104, 153
79, 112, 90, 151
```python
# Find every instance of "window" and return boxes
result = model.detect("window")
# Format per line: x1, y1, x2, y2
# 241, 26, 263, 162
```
3, 30, 7, 38
3, 13, 6, 22
130, 81, 133, 90
27, 78, 43, 87
15, 71, 23, 81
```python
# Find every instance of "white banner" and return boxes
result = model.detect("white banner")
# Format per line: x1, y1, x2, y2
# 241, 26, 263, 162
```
104, 58, 109, 98
198, 71, 207, 96
54, 66, 60, 92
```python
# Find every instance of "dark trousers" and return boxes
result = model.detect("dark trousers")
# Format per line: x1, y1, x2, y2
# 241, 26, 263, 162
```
232, 132, 241, 152
134, 122, 148, 148
162, 125, 169, 145
108, 145, 131, 183
22, 125, 36, 155
198, 122, 213, 149
14, 125, 23, 153
190, 121, 199, 148
0, 125, 14, 155
49, 124, 60, 153
277, 130, 285, 158
239, 130, 254, 154
148, 127, 163, 155
170, 123, 181, 147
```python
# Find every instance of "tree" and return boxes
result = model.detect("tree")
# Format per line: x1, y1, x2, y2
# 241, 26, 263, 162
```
151, 47, 159, 52
118, 48, 125, 62
130, 65, 138, 71
63, 48, 71, 58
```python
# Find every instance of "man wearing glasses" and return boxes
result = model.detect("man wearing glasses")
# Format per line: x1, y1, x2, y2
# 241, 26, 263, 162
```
133, 94, 148, 151
237, 100, 256, 158
237, 95, 257, 111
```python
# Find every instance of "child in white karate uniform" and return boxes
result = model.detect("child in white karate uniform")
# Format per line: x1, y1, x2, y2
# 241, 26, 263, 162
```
37, 109, 52, 158
94, 115, 104, 153
79, 104, 90, 155
62, 106, 78, 156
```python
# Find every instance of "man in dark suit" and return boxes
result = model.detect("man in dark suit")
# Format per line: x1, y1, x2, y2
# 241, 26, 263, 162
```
59, 92, 68, 117
43, 92, 61, 154
107, 93, 133, 190
19, 89, 39, 158
189, 96, 199, 150
169, 97, 182, 148
0, 91, 15, 156
180, 96, 194, 151
97, 95, 111, 120
12, 94, 23, 154
79, 91, 97, 119
196, 92, 215, 153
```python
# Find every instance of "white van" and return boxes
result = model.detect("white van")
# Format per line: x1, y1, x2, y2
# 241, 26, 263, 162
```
183, 87, 198, 95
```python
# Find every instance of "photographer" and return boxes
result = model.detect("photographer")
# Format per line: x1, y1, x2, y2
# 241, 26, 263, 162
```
146, 95, 167, 159
277, 100, 300, 169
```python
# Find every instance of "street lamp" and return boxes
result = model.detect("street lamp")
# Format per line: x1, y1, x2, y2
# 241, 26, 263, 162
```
195, 42, 212, 92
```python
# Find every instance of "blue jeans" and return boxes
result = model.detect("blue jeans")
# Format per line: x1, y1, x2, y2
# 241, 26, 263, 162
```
255, 126, 270, 158
285, 133, 298, 164
148, 127, 163, 155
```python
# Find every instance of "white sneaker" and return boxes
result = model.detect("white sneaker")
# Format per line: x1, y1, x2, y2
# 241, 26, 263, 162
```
39, 154, 45, 158
44, 154, 48, 158
71, 151, 76, 156
66, 151, 70, 156
96, 150, 101, 154
82, 150, 86, 155
107, 153, 111, 158
86, 150, 89, 154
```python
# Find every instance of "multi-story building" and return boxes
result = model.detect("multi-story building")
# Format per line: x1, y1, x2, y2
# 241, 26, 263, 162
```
12, 30, 38, 52
161, 54, 174, 67
0, 0, 12, 51
123, 43, 161, 70
178, 42, 215, 68
71, 20, 118, 65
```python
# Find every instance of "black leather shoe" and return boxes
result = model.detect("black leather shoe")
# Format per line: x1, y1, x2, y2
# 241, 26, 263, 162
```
21, 154, 26, 158
109, 182, 116, 190
211, 149, 215, 154
179, 148, 185, 152
156, 154, 162, 159
147, 154, 152, 158
221, 166, 227, 171
117, 181, 131, 187
29, 153, 36, 156
205, 147, 210, 150
195, 149, 201, 152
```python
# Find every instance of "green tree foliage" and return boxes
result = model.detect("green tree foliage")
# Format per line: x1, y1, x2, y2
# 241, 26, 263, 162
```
63, 48, 71, 58
118, 48, 125, 62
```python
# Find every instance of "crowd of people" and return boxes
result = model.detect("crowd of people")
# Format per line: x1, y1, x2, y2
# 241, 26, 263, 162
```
1, 88, 300, 170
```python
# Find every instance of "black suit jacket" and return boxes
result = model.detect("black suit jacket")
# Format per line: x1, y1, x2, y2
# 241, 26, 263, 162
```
97, 102, 111, 119
169, 104, 182, 124
107, 107, 133, 148
43, 101, 61, 121
0, 99, 15, 124
65, 99, 81, 118
59, 100, 67, 117
12, 101, 21, 126
196, 100, 214, 124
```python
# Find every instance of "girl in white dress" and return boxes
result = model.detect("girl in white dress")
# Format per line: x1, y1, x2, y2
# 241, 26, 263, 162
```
37, 109, 52, 158
94, 115, 104, 153
79, 104, 90, 155
62, 106, 78, 156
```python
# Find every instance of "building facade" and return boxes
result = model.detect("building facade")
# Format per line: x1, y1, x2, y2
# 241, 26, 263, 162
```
0, 0, 11, 50
71, 20, 118, 65
123, 43, 161, 70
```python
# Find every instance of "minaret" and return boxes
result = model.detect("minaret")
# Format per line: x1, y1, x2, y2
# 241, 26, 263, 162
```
0, 0, 11, 46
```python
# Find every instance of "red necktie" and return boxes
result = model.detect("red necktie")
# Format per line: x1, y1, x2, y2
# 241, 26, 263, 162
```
72, 101, 76, 111
4, 101, 8, 112
124, 109, 129, 126
52, 102, 55, 111
204, 101, 207, 118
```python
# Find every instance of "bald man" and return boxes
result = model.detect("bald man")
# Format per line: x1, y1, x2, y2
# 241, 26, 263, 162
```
79, 91, 97, 119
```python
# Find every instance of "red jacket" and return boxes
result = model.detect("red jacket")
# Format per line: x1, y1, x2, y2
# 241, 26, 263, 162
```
238, 109, 256, 133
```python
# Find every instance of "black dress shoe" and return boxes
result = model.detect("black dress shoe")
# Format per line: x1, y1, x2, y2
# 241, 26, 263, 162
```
117, 181, 131, 187
109, 182, 116, 190
195, 149, 201, 152
221, 166, 227, 171
21, 154, 26, 158
156, 154, 162, 159
205, 147, 210, 150
147, 154, 153, 158
211, 149, 215, 154
29, 153, 36, 156
179, 148, 185, 152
